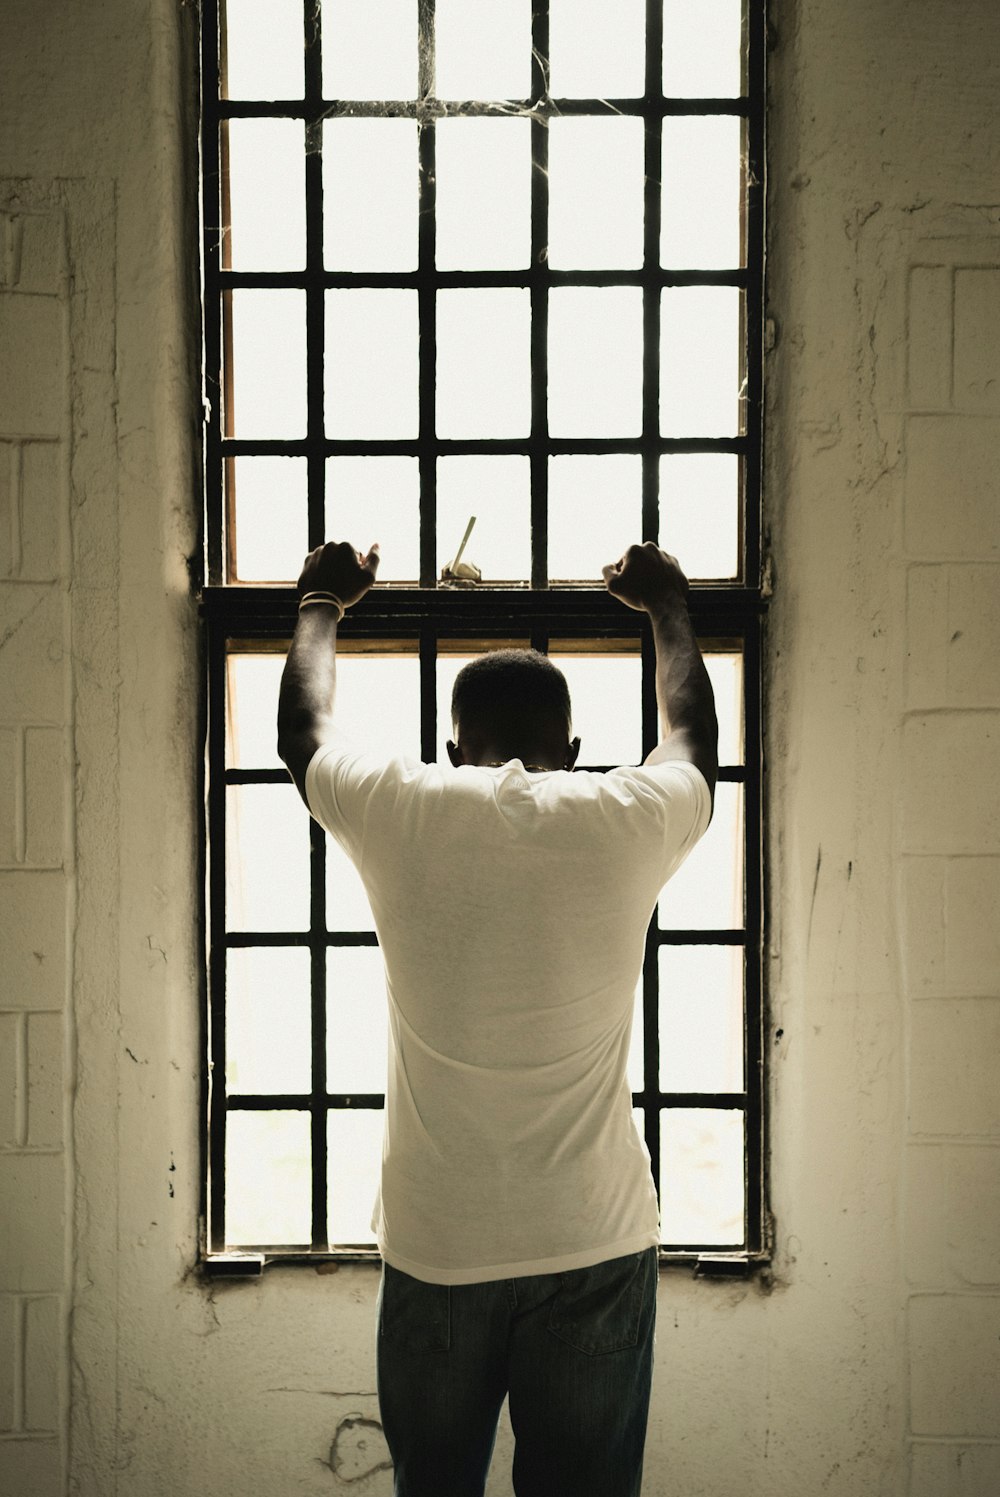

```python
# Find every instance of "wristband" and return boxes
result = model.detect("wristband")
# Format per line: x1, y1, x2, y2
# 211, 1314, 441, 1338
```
298, 591, 346, 620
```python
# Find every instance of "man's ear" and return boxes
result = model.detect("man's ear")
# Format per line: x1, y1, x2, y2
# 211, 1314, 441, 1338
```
446, 739, 464, 768
565, 736, 581, 770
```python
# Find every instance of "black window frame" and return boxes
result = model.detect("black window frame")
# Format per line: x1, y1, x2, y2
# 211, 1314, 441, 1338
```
199, 0, 768, 1276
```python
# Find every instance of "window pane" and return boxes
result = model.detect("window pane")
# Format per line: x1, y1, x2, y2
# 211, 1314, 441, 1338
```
323, 0, 417, 100
659, 781, 743, 930
659, 452, 740, 580
705, 651, 743, 766
548, 287, 643, 438
547, 454, 642, 584
227, 947, 312, 1094
231, 456, 308, 583
223, 0, 304, 100
324, 119, 418, 271
326, 839, 375, 932
661, 116, 742, 269
658, 946, 744, 1092
333, 653, 422, 758
325, 290, 419, 438
437, 456, 531, 583
328, 1110, 383, 1244
227, 783, 309, 931
435, 118, 531, 271
660, 1108, 745, 1246
327, 948, 389, 1092
227, 652, 285, 768
225, 119, 305, 270
325, 457, 420, 584
547, 117, 645, 270
548, 0, 646, 98
436, 290, 531, 439
225, 1110, 312, 1246
662, 0, 744, 98
660, 287, 743, 437
227, 289, 306, 438
549, 649, 642, 766
435, 0, 531, 99
627, 980, 644, 1093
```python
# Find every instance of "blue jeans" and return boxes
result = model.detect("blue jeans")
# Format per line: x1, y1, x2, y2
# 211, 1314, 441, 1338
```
376, 1247, 657, 1497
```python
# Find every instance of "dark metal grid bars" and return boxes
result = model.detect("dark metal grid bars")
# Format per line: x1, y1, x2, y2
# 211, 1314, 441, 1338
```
201, 0, 766, 1266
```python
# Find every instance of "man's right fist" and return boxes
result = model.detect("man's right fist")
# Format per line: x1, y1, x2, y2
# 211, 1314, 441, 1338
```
602, 542, 690, 617
297, 540, 380, 610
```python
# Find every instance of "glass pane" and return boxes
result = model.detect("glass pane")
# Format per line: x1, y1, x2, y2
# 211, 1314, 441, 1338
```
661, 116, 742, 270
325, 290, 419, 438
704, 651, 743, 766
435, 118, 531, 271
436, 290, 531, 439
327, 947, 389, 1092
325, 457, 420, 584
659, 781, 743, 930
547, 117, 645, 270
225, 1110, 311, 1246
662, 0, 744, 98
437, 456, 531, 583
435, 0, 531, 99
227, 652, 285, 768
626, 980, 644, 1093
227, 289, 306, 438
323, 0, 417, 100
549, 649, 642, 766
660, 1108, 745, 1246
328, 1109, 383, 1244
223, 0, 304, 100
227, 783, 309, 931
549, 0, 646, 98
333, 653, 422, 759
658, 946, 744, 1092
436, 643, 531, 761
326, 838, 375, 932
226, 947, 312, 1094
659, 452, 740, 580
548, 287, 644, 438
324, 119, 418, 271
660, 287, 743, 437
225, 119, 305, 271
547, 454, 642, 583
231, 456, 308, 583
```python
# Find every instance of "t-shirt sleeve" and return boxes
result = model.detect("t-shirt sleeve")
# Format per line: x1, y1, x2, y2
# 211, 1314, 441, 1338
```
607, 758, 713, 886
304, 734, 414, 863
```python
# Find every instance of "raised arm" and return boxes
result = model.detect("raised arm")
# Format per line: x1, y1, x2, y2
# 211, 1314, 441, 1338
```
603, 542, 718, 807
277, 540, 379, 803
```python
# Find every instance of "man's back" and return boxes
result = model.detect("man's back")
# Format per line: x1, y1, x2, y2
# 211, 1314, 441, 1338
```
306, 746, 711, 1283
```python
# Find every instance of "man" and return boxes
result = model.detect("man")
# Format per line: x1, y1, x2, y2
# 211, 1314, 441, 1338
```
278, 540, 718, 1497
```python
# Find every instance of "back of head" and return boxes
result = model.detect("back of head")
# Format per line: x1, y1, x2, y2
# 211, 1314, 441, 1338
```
451, 649, 572, 760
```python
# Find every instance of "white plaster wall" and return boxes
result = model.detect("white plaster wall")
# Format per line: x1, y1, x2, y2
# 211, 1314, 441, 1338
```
0, 1, 998, 1494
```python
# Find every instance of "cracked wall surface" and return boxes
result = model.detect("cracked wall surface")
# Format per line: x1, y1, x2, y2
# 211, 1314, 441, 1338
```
0, 0, 999, 1493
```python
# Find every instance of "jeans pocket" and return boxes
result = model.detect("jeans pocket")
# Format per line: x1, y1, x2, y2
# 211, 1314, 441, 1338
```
378, 1263, 451, 1353
547, 1251, 652, 1357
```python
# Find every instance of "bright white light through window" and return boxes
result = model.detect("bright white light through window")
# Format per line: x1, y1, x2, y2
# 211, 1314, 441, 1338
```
212, 0, 760, 1256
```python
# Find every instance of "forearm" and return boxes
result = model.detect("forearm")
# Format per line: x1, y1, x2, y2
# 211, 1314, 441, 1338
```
277, 607, 340, 770
649, 601, 719, 784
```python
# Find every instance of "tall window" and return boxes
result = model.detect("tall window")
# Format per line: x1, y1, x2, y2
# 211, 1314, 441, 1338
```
201, 0, 766, 1270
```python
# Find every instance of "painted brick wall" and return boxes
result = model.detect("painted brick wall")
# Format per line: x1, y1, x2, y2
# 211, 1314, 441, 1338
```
901, 245, 1000, 1496
0, 205, 71, 1495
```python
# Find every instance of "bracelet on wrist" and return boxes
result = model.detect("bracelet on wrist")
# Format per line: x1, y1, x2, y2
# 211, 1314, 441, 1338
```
298, 591, 346, 620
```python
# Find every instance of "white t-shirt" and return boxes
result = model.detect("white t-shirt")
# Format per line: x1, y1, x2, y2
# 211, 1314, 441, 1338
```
306, 742, 711, 1285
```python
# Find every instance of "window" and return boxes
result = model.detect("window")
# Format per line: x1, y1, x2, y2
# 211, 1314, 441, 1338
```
200, 0, 766, 1270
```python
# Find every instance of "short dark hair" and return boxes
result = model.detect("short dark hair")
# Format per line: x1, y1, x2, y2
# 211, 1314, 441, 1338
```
451, 649, 572, 745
